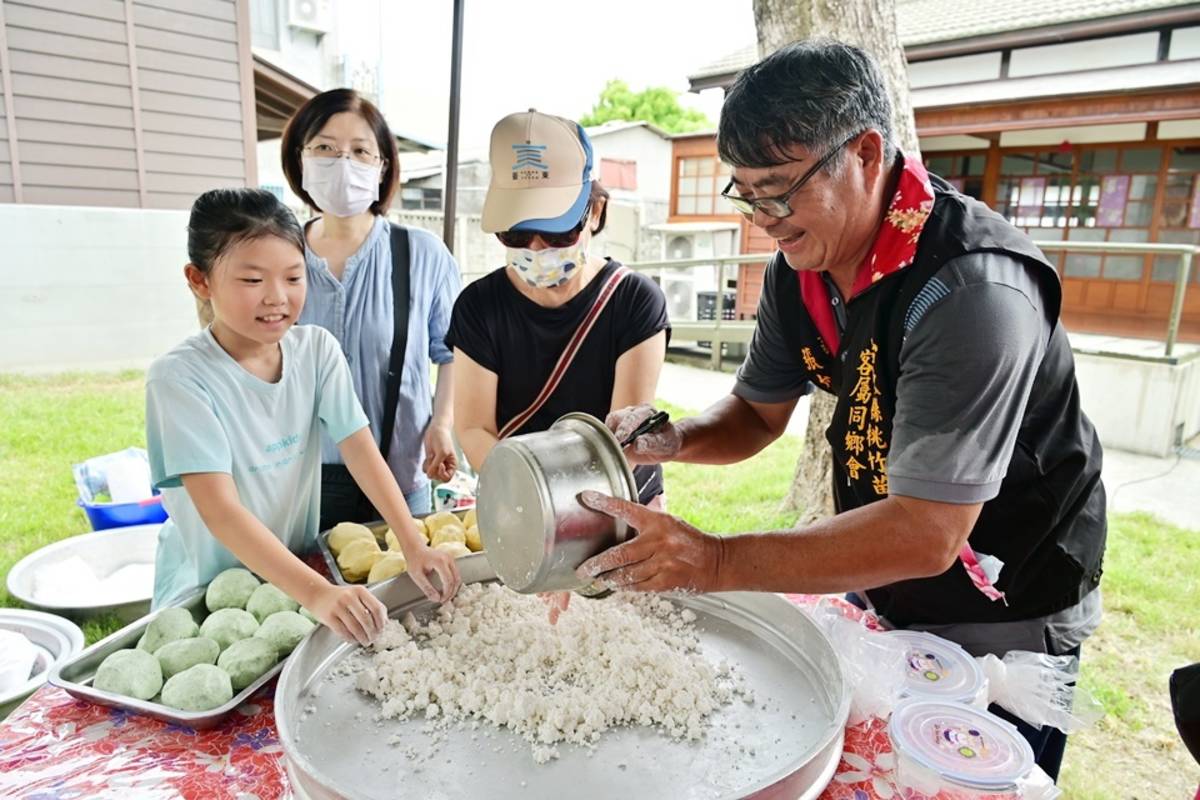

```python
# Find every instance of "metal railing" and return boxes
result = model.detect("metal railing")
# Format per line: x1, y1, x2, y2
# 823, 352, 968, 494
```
1031, 240, 1196, 358
625, 241, 1199, 363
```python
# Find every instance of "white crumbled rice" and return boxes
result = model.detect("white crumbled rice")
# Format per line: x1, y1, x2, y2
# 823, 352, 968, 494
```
355, 584, 751, 763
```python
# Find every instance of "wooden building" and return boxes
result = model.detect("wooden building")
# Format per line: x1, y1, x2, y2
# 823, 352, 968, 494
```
680, 0, 1200, 341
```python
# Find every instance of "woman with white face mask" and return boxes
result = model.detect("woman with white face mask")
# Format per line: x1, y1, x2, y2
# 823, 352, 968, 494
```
281, 89, 461, 526
445, 110, 670, 510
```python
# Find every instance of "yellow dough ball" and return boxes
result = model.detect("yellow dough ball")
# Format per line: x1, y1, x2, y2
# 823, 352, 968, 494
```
462, 508, 477, 529
337, 538, 383, 582
367, 553, 408, 583
384, 529, 400, 552
424, 511, 461, 534
465, 524, 482, 552
430, 523, 467, 548
327, 522, 376, 556
434, 541, 472, 558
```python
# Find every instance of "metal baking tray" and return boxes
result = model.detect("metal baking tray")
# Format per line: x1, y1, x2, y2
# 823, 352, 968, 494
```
276, 554, 849, 800
317, 511, 471, 587
48, 589, 287, 730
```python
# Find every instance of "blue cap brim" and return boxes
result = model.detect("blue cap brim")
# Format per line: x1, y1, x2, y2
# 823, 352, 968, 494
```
509, 180, 592, 233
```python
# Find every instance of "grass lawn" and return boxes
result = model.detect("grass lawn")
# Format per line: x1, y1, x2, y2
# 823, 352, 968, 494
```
1, 372, 1197, 794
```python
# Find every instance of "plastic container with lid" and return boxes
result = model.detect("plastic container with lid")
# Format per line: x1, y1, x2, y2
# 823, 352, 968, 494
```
889, 699, 1041, 798
885, 630, 989, 708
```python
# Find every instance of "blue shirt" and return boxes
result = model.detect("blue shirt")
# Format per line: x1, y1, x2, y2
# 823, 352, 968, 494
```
299, 217, 461, 494
146, 325, 369, 607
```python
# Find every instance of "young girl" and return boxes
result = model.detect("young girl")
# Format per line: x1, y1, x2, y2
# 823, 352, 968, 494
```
146, 188, 461, 646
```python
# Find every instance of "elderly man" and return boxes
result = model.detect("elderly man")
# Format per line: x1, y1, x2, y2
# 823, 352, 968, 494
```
578, 39, 1106, 780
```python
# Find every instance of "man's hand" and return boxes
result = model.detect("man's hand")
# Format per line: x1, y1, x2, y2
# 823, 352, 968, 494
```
309, 583, 388, 647
605, 404, 683, 466
574, 490, 725, 593
423, 422, 458, 482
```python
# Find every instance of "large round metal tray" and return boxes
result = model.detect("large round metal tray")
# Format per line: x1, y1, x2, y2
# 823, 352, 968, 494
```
6, 523, 159, 622
276, 555, 848, 799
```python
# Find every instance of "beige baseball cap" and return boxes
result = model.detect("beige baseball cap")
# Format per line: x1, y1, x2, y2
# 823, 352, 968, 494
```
481, 109, 594, 234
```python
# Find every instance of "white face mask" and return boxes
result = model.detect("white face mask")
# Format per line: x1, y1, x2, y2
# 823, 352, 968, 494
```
507, 242, 587, 288
301, 155, 381, 218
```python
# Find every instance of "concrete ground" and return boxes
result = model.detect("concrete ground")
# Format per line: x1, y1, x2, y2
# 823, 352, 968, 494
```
657, 358, 1200, 531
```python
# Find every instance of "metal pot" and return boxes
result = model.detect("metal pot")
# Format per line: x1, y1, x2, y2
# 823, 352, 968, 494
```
476, 412, 636, 594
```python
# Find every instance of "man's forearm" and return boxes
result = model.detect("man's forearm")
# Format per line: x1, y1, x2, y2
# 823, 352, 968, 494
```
713, 496, 971, 594
674, 395, 784, 465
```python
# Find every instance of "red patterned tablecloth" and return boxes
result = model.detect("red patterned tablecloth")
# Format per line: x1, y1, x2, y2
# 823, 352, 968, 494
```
0, 596, 937, 800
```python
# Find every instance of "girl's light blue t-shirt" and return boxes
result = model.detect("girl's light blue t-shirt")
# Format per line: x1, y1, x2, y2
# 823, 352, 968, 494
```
145, 325, 368, 608
299, 218, 460, 495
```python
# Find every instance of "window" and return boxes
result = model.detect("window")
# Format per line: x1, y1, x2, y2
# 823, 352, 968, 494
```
1152, 145, 1200, 284
995, 150, 1074, 231
676, 156, 730, 215
600, 158, 637, 191
401, 187, 442, 211
923, 152, 985, 200
251, 0, 281, 50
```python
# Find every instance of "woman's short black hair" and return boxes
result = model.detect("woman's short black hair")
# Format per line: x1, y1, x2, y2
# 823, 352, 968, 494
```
281, 88, 400, 215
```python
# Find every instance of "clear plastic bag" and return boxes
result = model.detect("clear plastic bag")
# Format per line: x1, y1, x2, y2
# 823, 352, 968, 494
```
72, 447, 153, 504
980, 651, 1105, 734
809, 597, 908, 725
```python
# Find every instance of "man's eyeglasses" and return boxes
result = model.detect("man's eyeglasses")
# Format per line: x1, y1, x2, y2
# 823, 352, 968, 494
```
302, 142, 383, 166
720, 132, 860, 219
496, 205, 590, 249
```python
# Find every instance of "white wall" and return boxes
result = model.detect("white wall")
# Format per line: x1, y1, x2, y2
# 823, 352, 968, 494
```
0, 205, 199, 373
1074, 353, 1200, 457
589, 127, 673, 205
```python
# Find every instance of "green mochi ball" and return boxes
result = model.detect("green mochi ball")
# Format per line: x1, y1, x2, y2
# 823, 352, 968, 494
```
299, 607, 319, 625
199, 608, 259, 652
205, 568, 261, 612
217, 637, 279, 690
254, 610, 315, 656
161, 663, 233, 712
245, 583, 299, 623
154, 636, 220, 680
94, 648, 163, 701
138, 607, 199, 654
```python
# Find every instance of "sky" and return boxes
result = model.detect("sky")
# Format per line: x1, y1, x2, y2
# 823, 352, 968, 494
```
357, 0, 758, 154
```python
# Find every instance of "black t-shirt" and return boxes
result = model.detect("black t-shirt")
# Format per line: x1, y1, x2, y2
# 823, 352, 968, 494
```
445, 259, 670, 502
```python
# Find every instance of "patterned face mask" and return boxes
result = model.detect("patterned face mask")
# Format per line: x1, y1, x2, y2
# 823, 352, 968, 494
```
506, 242, 587, 288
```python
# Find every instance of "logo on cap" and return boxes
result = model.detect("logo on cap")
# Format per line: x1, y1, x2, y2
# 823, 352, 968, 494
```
511, 144, 549, 180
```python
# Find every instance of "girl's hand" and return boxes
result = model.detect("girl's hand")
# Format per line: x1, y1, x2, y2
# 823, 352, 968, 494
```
423, 423, 459, 482
310, 583, 389, 646
403, 543, 462, 603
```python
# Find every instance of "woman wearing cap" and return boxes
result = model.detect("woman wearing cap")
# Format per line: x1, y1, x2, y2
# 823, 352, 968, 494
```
446, 110, 669, 508
281, 89, 461, 526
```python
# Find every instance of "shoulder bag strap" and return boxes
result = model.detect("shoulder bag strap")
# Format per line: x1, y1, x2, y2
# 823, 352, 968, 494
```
379, 223, 411, 461
497, 266, 631, 440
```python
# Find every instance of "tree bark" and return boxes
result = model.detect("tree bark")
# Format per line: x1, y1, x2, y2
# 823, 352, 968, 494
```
753, 0, 919, 522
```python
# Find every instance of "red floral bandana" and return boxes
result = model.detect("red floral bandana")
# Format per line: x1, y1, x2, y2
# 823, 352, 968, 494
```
797, 155, 935, 353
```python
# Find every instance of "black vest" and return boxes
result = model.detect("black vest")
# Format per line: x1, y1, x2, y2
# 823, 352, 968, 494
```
772, 175, 1106, 627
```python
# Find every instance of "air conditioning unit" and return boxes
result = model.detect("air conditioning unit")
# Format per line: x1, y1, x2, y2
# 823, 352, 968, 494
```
660, 273, 697, 322
288, 0, 331, 34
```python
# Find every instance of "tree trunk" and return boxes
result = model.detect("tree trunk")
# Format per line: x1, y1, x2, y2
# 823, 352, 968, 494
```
754, 0, 919, 523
